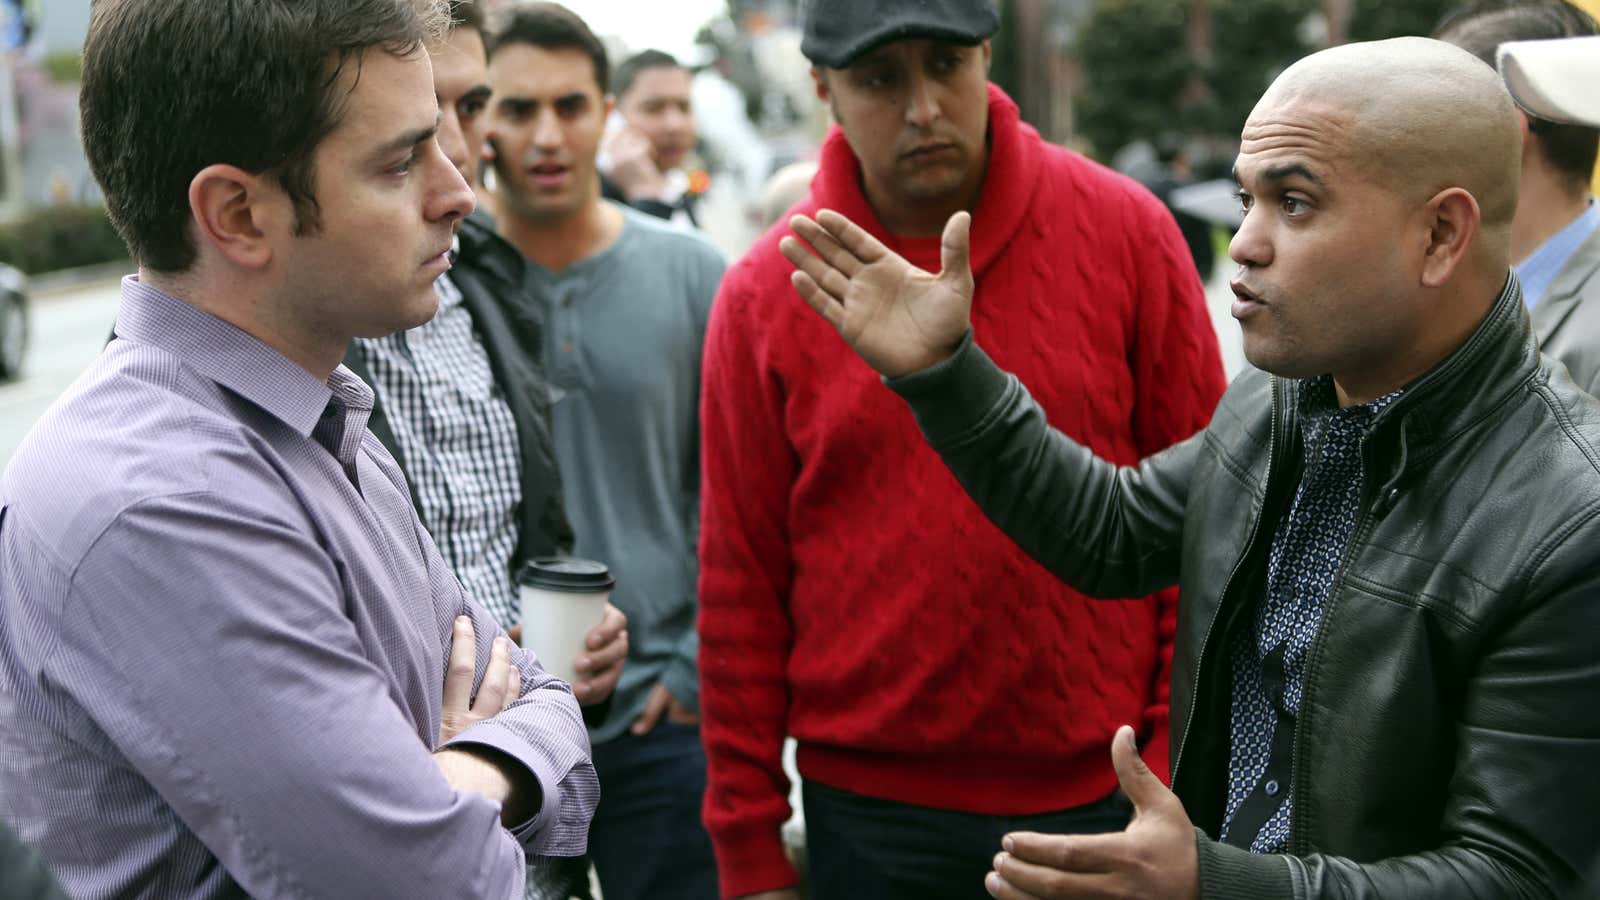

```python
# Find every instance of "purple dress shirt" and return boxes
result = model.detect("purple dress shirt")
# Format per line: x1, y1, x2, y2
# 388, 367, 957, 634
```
0, 278, 597, 899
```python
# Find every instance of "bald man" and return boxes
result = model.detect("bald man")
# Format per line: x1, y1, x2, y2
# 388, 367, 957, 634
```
779, 37, 1600, 900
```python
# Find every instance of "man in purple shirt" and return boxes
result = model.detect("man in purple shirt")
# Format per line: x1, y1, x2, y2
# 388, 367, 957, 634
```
0, 1, 597, 897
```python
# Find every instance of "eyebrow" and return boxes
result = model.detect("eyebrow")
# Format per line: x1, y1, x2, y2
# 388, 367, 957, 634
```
459, 84, 492, 104
1234, 162, 1324, 187
370, 113, 441, 163
496, 91, 590, 112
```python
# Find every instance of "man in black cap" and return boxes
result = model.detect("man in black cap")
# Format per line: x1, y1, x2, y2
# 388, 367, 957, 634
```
696, 1, 1226, 898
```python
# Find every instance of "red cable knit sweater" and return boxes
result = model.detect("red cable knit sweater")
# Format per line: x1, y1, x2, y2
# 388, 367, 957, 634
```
697, 85, 1226, 898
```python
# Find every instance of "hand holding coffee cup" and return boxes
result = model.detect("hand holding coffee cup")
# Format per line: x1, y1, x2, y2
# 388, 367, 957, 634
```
572, 603, 627, 705
516, 558, 616, 689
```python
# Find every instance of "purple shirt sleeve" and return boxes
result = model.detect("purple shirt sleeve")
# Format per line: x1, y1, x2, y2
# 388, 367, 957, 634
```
57, 484, 537, 899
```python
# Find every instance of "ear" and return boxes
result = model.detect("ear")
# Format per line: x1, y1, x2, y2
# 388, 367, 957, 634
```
605, 94, 617, 119
811, 66, 830, 104
187, 164, 279, 271
1419, 187, 1480, 289
980, 38, 993, 73
1516, 109, 1535, 161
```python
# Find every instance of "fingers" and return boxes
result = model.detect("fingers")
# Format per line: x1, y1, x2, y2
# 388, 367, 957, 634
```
576, 625, 629, 677
988, 851, 1107, 899
940, 211, 974, 290
585, 604, 627, 650
473, 635, 514, 716
814, 208, 889, 265
505, 660, 522, 703
631, 682, 670, 736
788, 268, 846, 330
1109, 725, 1167, 813
789, 214, 866, 279
576, 651, 624, 706
1001, 832, 1123, 874
779, 234, 852, 307
441, 616, 477, 714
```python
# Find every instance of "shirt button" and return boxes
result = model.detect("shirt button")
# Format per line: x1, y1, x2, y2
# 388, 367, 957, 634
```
1264, 779, 1281, 797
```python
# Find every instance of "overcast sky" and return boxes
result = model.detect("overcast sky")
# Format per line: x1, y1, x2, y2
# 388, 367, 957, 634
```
557, 0, 726, 61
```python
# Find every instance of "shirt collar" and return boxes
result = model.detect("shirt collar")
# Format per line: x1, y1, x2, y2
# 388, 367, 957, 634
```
1295, 374, 1404, 430
1514, 197, 1600, 307
113, 275, 373, 439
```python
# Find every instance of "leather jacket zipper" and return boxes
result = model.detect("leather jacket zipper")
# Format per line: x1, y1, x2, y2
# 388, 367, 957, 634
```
1285, 431, 1388, 853
1171, 378, 1293, 788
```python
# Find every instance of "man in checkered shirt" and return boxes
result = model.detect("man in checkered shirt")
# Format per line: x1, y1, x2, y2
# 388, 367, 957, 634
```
344, 4, 628, 896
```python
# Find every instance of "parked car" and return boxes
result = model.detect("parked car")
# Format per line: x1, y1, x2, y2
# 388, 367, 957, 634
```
0, 263, 29, 380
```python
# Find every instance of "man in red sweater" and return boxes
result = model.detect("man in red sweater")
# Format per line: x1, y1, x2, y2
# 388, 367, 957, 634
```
696, 1, 1226, 897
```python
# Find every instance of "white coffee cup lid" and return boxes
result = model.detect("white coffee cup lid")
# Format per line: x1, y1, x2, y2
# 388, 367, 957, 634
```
517, 557, 615, 592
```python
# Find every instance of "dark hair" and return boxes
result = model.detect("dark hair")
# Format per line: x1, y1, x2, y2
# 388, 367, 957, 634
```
449, 0, 485, 40
1436, 2, 1600, 190
613, 49, 683, 100
80, 0, 448, 273
488, 3, 609, 94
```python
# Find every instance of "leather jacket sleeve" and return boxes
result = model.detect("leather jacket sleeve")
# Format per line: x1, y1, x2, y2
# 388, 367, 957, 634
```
887, 332, 1193, 599
889, 333, 1600, 900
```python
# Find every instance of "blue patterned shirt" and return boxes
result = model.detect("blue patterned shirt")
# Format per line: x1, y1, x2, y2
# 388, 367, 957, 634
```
1221, 375, 1403, 853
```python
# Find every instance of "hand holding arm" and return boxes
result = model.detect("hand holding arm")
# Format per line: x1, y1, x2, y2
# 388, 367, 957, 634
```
779, 209, 974, 378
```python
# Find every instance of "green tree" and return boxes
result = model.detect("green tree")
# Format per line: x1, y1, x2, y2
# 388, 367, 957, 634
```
1346, 0, 1461, 42
1075, 0, 1194, 159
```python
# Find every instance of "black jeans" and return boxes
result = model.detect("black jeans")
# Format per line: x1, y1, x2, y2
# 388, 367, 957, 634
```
587, 721, 719, 900
802, 780, 1133, 900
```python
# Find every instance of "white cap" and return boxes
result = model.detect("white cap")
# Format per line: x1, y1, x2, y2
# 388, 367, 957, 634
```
1497, 35, 1600, 127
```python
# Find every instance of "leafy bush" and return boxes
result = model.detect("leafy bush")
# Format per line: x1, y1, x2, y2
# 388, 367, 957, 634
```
0, 204, 129, 275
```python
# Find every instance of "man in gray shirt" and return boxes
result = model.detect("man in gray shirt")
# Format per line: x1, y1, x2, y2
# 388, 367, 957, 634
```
0, 1, 596, 897
486, 5, 725, 898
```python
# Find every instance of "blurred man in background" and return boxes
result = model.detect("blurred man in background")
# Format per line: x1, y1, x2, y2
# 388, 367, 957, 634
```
600, 49, 702, 227
488, 5, 725, 898
1439, 1, 1600, 394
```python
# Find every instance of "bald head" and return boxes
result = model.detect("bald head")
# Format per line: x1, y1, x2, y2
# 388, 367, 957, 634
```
1249, 37, 1521, 262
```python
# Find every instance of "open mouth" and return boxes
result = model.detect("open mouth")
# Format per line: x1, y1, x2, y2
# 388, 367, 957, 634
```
528, 162, 570, 186
1230, 281, 1266, 318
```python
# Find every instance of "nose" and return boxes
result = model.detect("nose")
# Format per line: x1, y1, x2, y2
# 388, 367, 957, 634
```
1228, 203, 1272, 269
905, 72, 941, 129
436, 106, 472, 186
533, 107, 562, 153
427, 139, 477, 224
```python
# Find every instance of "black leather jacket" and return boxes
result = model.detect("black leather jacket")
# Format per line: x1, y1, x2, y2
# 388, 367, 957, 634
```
889, 276, 1600, 898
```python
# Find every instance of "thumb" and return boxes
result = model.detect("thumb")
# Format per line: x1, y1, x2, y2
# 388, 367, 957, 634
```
939, 211, 973, 291
1110, 725, 1165, 812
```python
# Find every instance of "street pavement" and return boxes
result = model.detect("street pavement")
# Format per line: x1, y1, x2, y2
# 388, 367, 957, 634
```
0, 276, 123, 469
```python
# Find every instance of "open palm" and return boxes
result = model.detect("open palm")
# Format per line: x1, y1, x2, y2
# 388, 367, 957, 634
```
780, 209, 975, 378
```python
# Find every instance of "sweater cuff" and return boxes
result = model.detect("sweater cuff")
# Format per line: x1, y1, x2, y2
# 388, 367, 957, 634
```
1195, 828, 1296, 900
712, 825, 799, 899
885, 331, 1016, 453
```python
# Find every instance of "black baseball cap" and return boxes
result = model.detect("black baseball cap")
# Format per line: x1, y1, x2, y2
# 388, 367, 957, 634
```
801, 0, 1000, 70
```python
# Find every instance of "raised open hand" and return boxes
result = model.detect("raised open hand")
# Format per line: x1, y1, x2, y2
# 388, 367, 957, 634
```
779, 209, 975, 378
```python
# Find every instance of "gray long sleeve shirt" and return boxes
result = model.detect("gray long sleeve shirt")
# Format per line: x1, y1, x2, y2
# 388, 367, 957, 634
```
0, 278, 597, 899
526, 206, 724, 743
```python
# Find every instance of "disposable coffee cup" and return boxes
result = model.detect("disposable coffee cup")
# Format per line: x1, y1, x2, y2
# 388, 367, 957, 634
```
516, 557, 614, 685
